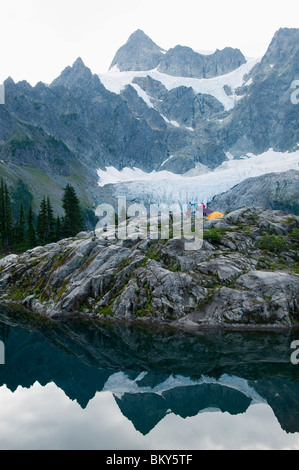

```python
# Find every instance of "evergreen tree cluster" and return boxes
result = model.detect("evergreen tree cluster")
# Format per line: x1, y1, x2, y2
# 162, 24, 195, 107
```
0, 179, 84, 252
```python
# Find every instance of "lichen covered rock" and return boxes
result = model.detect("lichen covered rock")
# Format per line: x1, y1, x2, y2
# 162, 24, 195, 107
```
0, 208, 298, 328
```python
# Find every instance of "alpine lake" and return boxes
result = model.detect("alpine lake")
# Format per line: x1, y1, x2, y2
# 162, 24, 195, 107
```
0, 304, 299, 450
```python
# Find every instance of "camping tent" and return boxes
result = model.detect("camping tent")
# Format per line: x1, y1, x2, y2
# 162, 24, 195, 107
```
206, 211, 224, 220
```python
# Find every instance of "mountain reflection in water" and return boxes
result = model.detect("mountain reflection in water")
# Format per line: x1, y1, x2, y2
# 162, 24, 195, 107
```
0, 305, 299, 449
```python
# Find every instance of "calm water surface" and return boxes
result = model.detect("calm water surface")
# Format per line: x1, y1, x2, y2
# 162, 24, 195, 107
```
0, 306, 299, 450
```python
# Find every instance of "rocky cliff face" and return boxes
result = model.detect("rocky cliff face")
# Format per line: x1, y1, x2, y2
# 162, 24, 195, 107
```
3, 62, 168, 172
0, 27, 298, 214
109, 30, 246, 78
1, 208, 298, 327
110, 27, 299, 160
222, 28, 299, 156
109, 30, 166, 71
157, 45, 246, 78
209, 170, 299, 215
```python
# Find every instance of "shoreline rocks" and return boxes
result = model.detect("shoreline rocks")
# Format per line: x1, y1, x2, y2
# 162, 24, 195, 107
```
0, 207, 298, 328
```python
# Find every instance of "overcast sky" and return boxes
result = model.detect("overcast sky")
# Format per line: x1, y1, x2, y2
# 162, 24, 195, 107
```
0, 0, 298, 85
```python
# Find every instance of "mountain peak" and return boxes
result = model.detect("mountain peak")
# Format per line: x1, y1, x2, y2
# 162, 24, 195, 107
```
50, 57, 92, 88
131, 29, 146, 36
109, 30, 246, 77
157, 45, 246, 79
109, 30, 164, 72
263, 27, 299, 64
73, 57, 86, 68
128, 29, 151, 40
4, 77, 15, 86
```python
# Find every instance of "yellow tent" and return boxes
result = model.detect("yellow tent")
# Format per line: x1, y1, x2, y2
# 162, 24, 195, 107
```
206, 211, 224, 220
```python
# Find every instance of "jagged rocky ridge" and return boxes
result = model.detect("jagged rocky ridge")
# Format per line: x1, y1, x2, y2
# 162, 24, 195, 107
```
110, 29, 246, 78
0, 207, 298, 327
222, 27, 299, 156
0, 27, 298, 214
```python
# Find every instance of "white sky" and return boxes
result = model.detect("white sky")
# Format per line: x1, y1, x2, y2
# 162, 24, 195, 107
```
0, 0, 298, 85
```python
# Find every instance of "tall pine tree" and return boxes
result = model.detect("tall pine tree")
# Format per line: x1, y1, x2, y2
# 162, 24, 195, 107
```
37, 197, 48, 244
26, 204, 36, 248
46, 197, 55, 243
62, 185, 84, 237
11, 179, 33, 220
37, 196, 56, 244
15, 202, 25, 245
55, 215, 62, 241
0, 179, 14, 247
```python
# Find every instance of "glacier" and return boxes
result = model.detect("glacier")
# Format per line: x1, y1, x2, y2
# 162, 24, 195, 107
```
97, 149, 299, 206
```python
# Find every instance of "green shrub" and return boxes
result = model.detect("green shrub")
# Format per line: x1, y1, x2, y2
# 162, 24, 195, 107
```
286, 215, 296, 224
290, 228, 299, 240
98, 306, 114, 317
204, 227, 222, 244
147, 247, 160, 261
257, 234, 287, 253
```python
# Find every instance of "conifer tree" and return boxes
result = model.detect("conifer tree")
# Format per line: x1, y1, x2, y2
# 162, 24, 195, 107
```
11, 179, 33, 220
37, 196, 56, 244
0, 179, 14, 247
5, 185, 13, 245
16, 202, 25, 245
62, 184, 84, 237
46, 197, 55, 242
26, 204, 36, 248
55, 215, 62, 241
37, 197, 48, 244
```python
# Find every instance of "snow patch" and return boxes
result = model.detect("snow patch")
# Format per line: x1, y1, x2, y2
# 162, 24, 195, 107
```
131, 83, 154, 108
194, 49, 215, 55
109, 65, 120, 73
160, 114, 170, 123
102, 371, 265, 404
99, 57, 261, 111
225, 151, 234, 160
161, 155, 174, 167
160, 115, 193, 131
